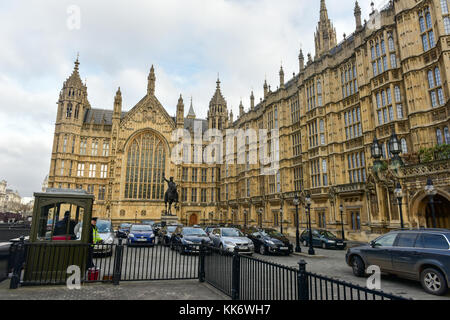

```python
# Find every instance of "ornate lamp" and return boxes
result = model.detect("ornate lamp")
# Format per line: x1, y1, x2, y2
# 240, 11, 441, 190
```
389, 130, 404, 168
304, 193, 314, 255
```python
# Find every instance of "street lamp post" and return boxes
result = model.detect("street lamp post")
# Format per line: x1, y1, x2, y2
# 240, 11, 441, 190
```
425, 178, 438, 228
388, 130, 404, 168
293, 194, 301, 253
394, 182, 404, 229
305, 194, 315, 255
279, 206, 283, 234
339, 204, 345, 241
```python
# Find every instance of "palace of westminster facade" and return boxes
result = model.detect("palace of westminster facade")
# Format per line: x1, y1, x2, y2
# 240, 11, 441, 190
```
47, 0, 450, 241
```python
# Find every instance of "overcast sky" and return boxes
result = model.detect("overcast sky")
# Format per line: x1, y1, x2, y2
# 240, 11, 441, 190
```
0, 0, 387, 197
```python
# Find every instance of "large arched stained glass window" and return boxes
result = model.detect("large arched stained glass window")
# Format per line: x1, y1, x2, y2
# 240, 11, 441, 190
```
124, 132, 166, 200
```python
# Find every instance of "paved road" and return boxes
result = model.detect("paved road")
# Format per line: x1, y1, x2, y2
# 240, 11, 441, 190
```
252, 245, 450, 301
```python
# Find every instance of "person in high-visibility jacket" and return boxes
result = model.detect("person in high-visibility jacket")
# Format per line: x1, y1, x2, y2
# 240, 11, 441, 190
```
87, 217, 102, 269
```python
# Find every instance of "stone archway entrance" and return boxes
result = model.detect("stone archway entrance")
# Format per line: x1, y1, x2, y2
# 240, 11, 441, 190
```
424, 195, 450, 229
414, 192, 450, 229
189, 213, 198, 226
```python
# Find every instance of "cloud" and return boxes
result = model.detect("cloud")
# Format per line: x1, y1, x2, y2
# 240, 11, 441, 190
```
0, 0, 387, 196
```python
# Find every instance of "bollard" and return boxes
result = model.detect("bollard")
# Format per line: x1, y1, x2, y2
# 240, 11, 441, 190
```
297, 259, 309, 300
231, 246, 240, 300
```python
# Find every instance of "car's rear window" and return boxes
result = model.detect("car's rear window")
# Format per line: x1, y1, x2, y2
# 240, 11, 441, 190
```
415, 234, 449, 250
395, 233, 418, 248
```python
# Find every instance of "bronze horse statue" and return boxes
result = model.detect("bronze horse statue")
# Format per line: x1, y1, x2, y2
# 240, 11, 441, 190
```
163, 175, 179, 215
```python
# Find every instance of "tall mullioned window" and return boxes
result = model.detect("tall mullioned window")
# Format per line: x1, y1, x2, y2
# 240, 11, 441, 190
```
394, 86, 404, 119
308, 120, 318, 148
387, 32, 398, 68
344, 106, 362, 139
292, 131, 301, 156
419, 7, 435, 51
290, 96, 300, 124
441, 0, 450, 34
370, 36, 388, 77
376, 88, 395, 125
80, 138, 87, 155
310, 159, 321, 188
341, 64, 358, 98
124, 132, 166, 200
348, 152, 366, 183
428, 67, 445, 107
306, 81, 316, 111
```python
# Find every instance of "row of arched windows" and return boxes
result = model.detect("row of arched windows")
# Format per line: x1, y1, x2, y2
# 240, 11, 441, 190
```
64, 103, 80, 119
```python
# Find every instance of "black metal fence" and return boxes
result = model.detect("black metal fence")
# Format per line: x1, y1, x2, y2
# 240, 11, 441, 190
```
8, 238, 408, 300
204, 246, 408, 301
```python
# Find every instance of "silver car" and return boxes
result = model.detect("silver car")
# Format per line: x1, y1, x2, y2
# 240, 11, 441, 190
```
209, 228, 254, 255
75, 219, 115, 255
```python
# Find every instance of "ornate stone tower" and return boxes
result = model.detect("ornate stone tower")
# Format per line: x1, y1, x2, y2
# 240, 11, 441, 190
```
147, 65, 156, 96
314, 0, 337, 58
176, 94, 185, 129
207, 78, 228, 130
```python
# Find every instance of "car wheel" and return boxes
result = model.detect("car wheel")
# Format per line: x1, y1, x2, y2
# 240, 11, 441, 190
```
321, 242, 327, 249
420, 268, 448, 296
259, 245, 266, 255
351, 256, 366, 277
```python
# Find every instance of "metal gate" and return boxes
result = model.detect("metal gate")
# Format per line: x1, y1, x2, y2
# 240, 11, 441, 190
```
9, 238, 200, 287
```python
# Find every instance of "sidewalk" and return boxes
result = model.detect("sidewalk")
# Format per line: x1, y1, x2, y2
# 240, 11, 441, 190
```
0, 279, 230, 300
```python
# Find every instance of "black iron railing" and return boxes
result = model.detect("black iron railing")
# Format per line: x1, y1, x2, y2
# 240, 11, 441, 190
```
8, 238, 409, 301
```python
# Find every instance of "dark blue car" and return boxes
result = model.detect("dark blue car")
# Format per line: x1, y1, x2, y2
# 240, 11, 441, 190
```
127, 224, 156, 246
346, 229, 450, 296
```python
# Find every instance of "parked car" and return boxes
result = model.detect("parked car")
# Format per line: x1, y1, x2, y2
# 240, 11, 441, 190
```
246, 228, 293, 256
170, 226, 212, 254
346, 229, 450, 296
160, 225, 180, 246
300, 229, 346, 249
116, 223, 132, 239
141, 220, 155, 226
209, 227, 254, 255
204, 225, 219, 236
127, 224, 156, 246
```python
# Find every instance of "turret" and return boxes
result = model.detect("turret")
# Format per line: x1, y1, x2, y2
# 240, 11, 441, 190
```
314, 0, 337, 58
113, 87, 122, 119
354, 1, 362, 30
299, 49, 304, 72
239, 100, 244, 118
250, 91, 255, 110
147, 65, 156, 96
176, 94, 185, 128
263, 80, 268, 99
208, 77, 228, 130
279, 65, 285, 89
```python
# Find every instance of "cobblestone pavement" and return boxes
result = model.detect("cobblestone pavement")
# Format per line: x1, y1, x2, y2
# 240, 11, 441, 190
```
0, 279, 229, 300
253, 245, 450, 301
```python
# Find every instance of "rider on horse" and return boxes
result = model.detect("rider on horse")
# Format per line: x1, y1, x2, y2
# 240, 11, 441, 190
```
163, 174, 179, 215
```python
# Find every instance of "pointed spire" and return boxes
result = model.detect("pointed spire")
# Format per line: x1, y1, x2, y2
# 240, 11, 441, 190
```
320, 0, 328, 21
74, 53, 80, 72
147, 65, 156, 96
239, 100, 244, 117
250, 91, 255, 110
230, 109, 234, 123
279, 64, 285, 89
216, 75, 221, 89
187, 96, 196, 119
114, 87, 122, 116
354, 1, 362, 30
299, 49, 305, 72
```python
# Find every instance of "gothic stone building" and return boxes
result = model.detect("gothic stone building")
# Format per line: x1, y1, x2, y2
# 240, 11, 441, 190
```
47, 0, 450, 241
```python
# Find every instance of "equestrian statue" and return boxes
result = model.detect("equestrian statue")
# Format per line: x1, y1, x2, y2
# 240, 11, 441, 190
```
163, 174, 179, 216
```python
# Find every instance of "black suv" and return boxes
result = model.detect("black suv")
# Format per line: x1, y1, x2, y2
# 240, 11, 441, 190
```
346, 229, 450, 296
